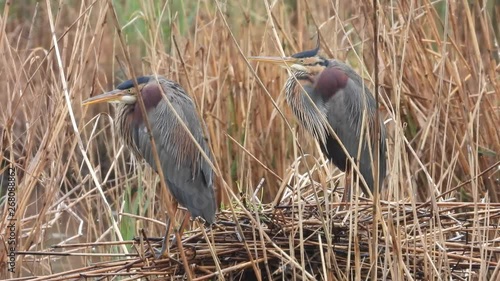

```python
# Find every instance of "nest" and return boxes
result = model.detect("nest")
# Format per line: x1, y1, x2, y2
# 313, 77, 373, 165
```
15, 197, 500, 280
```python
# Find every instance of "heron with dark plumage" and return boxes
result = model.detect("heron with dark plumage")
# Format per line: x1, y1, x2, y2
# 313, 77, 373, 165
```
83, 76, 216, 254
250, 42, 386, 197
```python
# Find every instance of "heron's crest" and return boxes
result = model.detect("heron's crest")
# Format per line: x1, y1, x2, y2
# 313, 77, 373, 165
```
291, 34, 321, 59
117, 76, 151, 90
291, 46, 320, 59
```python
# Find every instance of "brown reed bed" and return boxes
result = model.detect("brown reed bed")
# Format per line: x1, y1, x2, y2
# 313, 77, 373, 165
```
10, 199, 500, 280
1, 0, 499, 280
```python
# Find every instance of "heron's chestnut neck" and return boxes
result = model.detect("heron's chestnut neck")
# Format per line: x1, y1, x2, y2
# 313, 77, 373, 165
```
132, 83, 163, 123
314, 67, 348, 99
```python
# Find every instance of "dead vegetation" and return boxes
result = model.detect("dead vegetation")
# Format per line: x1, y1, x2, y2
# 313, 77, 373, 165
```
0, 0, 499, 280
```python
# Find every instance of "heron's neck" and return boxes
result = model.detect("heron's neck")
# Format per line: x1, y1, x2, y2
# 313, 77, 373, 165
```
115, 103, 137, 153
284, 71, 312, 103
284, 72, 329, 144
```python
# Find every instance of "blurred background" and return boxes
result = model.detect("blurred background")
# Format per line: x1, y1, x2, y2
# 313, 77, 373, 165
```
0, 0, 498, 278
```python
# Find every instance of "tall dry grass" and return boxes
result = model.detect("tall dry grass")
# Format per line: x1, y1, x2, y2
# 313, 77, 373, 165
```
0, 0, 499, 280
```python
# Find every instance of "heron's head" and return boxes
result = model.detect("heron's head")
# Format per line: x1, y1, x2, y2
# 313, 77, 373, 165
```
249, 42, 350, 105
248, 44, 328, 75
82, 76, 153, 106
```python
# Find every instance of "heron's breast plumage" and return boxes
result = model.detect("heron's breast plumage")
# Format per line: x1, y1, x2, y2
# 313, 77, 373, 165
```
313, 67, 349, 100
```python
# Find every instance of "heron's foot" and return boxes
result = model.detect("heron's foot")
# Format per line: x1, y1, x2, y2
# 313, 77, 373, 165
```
153, 247, 166, 259
153, 232, 177, 259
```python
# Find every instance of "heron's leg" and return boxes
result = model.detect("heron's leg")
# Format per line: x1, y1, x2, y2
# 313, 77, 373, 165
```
340, 161, 353, 211
170, 212, 189, 249
154, 215, 172, 259
341, 169, 351, 206
181, 212, 190, 231
155, 213, 191, 258
342, 168, 352, 199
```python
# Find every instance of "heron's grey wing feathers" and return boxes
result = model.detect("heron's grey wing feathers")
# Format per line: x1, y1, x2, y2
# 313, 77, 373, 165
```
131, 81, 216, 224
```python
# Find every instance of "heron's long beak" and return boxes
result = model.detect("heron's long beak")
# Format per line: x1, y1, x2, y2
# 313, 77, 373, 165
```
82, 89, 132, 105
247, 56, 297, 67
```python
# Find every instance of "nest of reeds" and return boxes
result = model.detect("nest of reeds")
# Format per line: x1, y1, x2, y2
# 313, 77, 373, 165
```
19, 188, 499, 281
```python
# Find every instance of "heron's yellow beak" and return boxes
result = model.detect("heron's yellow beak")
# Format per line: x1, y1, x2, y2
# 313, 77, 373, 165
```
247, 56, 298, 67
82, 89, 136, 105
